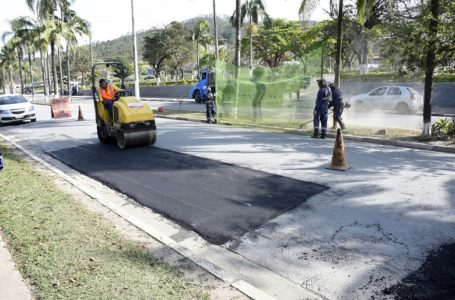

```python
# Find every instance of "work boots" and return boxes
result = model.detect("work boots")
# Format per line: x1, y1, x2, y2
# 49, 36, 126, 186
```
311, 129, 319, 138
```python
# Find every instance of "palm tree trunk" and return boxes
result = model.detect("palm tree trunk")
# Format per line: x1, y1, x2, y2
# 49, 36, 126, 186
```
249, 17, 253, 70
27, 49, 35, 101
422, 0, 440, 136
66, 44, 71, 101
196, 41, 200, 76
58, 47, 64, 95
8, 65, 14, 93
17, 48, 25, 94
39, 47, 48, 98
46, 50, 52, 95
51, 40, 59, 96
1, 68, 5, 94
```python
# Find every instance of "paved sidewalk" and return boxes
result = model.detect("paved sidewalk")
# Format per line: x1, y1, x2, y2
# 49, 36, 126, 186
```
0, 234, 31, 300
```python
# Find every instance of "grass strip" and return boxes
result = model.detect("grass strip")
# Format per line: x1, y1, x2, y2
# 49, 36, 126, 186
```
0, 141, 209, 300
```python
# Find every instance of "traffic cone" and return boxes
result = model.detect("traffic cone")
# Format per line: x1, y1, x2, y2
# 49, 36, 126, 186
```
77, 104, 85, 121
326, 128, 351, 171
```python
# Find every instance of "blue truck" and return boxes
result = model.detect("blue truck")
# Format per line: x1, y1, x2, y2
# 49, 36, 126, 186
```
189, 69, 215, 103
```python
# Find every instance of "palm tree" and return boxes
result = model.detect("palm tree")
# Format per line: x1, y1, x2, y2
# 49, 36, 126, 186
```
192, 20, 210, 75
61, 8, 91, 98
26, 0, 68, 95
2, 19, 30, 94
4, 17, 39, 99
0, 45, 16, 93
232, 0, 271, 69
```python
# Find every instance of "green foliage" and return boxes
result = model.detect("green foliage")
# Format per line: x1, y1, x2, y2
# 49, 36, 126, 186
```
109, 56, 133, 79
143, 22, 192, 77
432, 117, 455, 140
252, 19, 306, 67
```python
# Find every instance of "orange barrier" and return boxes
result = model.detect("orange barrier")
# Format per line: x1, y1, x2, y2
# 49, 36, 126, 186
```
50, 97, 72, 119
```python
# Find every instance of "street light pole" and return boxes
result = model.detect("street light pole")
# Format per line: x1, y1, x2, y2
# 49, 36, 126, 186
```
131, 0, 140, 98
212, 0, 219, 61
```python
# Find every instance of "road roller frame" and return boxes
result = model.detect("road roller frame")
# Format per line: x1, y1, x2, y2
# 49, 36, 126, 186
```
91, 62, 157, 149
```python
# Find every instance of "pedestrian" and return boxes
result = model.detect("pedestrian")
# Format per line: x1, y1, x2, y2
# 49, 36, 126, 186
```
205, 87, 217, 124
329, 82, 346, 130
0, 152, 4, 171
312, 79, 331, 139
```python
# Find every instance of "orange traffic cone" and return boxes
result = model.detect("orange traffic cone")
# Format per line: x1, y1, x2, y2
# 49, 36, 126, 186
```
77, 104, 85, 121
326, 128, 351, 171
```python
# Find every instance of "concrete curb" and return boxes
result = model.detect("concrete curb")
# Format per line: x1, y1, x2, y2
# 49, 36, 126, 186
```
156, 115, 455, 154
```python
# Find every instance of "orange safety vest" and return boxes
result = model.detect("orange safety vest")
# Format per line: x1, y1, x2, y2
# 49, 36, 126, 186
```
100, 84, 115, 101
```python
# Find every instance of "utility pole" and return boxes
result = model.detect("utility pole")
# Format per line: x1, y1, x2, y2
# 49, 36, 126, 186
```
131, 0, 140, 98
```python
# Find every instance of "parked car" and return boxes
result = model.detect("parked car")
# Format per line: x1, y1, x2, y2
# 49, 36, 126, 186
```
350, 86, 423, 114
0, 94, 36, 125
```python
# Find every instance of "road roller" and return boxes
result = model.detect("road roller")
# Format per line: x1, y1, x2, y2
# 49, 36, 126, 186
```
91, 62, 157, 149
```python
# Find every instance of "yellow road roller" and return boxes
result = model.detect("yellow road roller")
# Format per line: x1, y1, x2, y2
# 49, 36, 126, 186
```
91, 62, 157, 149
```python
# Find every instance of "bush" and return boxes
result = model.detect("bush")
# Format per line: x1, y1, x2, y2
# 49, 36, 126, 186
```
432, 117, 455, 140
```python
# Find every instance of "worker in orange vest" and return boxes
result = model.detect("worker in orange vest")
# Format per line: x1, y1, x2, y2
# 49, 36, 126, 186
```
98, 78, 123, 117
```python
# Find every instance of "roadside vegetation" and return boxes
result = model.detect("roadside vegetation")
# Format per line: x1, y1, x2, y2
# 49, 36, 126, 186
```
0, 141, 210, 300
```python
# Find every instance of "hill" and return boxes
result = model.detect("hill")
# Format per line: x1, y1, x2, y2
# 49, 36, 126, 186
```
91, 15, 235, 61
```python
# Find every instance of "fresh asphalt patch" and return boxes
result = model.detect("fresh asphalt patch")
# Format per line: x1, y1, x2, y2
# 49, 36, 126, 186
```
48, 144, 328, 245
382, 243, 455, 299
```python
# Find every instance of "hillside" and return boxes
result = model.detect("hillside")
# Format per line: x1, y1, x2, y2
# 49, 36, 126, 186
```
92, 15, 235, 61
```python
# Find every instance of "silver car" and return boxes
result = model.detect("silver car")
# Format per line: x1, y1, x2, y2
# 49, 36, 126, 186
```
350, 86, 423, 114
0, 94, 36, 125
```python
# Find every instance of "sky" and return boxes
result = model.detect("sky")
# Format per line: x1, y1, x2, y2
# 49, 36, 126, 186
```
0, 0, 330, 43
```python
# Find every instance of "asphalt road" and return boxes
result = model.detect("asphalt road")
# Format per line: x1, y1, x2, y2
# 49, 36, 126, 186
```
2, 102, 455, 299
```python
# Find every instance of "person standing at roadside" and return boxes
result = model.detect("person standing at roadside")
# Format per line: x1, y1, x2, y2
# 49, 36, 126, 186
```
312, 79, 331, 139
329, 82, 346, 130
205, 87, 217, 124
0, 152, 4, 171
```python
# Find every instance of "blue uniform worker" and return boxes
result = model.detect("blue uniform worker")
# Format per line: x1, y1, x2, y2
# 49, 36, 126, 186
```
312, 79, 331, 139
329, 83, 346, 130
205, 87, 217, 124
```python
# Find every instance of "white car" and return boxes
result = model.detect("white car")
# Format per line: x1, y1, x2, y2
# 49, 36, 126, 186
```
350, 86, 423, 114
0, 94, 36, 125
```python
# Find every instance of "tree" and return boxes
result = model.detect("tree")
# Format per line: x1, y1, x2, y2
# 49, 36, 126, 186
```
143, 22, 192, 80
299, 0, 378, 86
252, 19, 305, 67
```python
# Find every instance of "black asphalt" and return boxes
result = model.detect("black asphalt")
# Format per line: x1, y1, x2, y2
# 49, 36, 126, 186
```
49, 144, 328, 245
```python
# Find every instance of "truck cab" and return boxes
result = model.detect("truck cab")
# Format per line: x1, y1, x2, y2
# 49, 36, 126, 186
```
189, 69, 215, 103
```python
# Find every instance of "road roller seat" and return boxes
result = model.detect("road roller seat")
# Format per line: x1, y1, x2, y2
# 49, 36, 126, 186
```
97, 99, 113, 123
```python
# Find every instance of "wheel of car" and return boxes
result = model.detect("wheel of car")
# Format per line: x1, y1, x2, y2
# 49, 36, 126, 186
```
31, 118, 36, 123
396, 102, 409, 114
194, 90, 201, 103
354, 101, 365, 112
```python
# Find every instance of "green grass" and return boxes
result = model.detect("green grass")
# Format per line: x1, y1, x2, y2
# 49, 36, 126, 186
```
0, 141, 210, 300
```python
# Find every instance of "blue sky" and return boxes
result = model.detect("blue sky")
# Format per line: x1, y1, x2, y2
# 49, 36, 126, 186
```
1, 0, 330, 43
